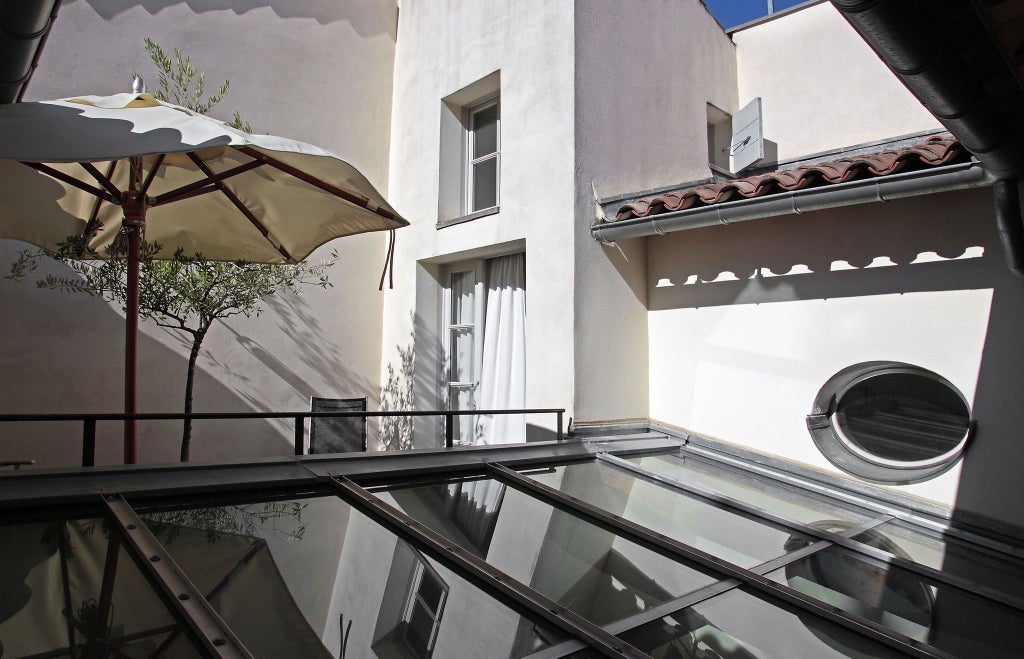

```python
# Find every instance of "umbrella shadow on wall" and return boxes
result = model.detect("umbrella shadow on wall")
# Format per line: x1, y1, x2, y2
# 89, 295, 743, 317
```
84, 0, 399, 35
0, 257, 303, 466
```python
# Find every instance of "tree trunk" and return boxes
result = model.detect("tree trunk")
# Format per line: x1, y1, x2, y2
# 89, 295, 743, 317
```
180, 330, 206, 462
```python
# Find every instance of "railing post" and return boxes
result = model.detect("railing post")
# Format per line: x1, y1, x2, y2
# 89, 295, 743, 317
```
294, 415, 305, 456
444, 413, 454, 448
557, 411, 564, 441
82, 418, 96, 467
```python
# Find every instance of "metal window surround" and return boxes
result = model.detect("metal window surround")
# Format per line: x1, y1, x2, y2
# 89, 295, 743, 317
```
2, 434, 1023, 658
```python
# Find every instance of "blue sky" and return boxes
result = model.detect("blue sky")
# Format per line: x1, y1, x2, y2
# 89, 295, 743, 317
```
705, 0, 811, 29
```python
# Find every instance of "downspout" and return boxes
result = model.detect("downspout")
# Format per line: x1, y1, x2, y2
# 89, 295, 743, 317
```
994, 179, 1024, 277
592, 161, 991, 243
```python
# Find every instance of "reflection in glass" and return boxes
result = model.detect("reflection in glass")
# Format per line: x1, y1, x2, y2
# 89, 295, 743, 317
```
621, 586, 902, 658
0, 518, 202, 658
768, 546, 1024, 658
528, 461, 814, 568
450, 327, 474, 383
142, 495, 561, 658
865, 520, 1024, 599
449, 271, 474, 325
472, 104, 499, 159
472, 157, 498, 211
834, 372, 969, 463
624, 453, 874, 526
383, 478, 720, 626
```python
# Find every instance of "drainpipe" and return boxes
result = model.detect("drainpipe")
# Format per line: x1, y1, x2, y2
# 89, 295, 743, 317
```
592, 161, 991, 244
994, 179, 1024, 277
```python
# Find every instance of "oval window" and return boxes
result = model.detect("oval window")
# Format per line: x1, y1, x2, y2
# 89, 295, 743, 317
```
807, 363, 972, 483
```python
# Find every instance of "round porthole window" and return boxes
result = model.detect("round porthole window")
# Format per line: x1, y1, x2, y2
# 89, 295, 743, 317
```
807, 362, 973, 484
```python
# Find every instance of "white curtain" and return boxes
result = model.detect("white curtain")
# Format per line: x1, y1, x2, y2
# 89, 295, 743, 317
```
476, 253, 526, 445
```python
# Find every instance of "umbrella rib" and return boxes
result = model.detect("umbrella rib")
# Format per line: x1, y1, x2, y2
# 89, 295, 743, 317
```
79, 162, 123, 200
150, 158, 265, 206
20, 162, 119, 204
141, 153, 165, 196
237, 146, 399, 222
88, 161, 118, 226
184, 151, 294, 261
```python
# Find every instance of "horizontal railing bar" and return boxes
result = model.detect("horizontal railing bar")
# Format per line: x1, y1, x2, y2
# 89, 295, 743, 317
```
0, 408, 565, 422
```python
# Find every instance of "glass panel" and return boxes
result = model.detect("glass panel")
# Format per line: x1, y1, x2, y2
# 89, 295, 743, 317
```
382, 479, 721, 626
528, 461, 815, 569
450, 327, 474, 383
858, 521, 1024, 599
450, 385, 475, 445
767, 546, 1024, 658
0, 518, 203, 658
472, 157, 498, 211
142, 495, 563, 659
835, 373, 969, 462
472, 103, 499, 158
621, 585, 907, 658
623, 452, 875, 526
449, 270, 475, 325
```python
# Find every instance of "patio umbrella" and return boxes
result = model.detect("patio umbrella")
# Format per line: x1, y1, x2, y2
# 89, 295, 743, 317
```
0, 90, 408, 463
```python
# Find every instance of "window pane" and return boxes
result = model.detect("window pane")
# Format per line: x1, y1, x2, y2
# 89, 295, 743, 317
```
622, 452, 875, 526
855, 520, 1024, 607
418, 569, 446, 612
528, 461, 816, 568
142, 495, 564, 658
0, 518, 204, 658
450, 327, 474, 383
450, 385, 475, 445
450, 271, 475, 325
834, 373, 969, 462
620, 586, 905, 658
472, 157, 498, 211
381, 479, 721, 626
472, 103, 499, 158
405, 600, 435, 654
766, 546, 1024, 658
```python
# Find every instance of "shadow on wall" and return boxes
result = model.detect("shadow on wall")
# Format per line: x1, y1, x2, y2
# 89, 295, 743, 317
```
645, 186, 1024, 534
380, 312, 439, 451
0, 240, 374, 467
82, 0, 398, 34
647, 190, 994, 312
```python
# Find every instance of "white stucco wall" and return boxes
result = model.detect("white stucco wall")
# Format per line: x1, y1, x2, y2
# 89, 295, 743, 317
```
0, 0, 398, 465
733, 1, 941, 161
572, 0, 738, 422
645, 188, 1014, 510
382, 0, 577, 446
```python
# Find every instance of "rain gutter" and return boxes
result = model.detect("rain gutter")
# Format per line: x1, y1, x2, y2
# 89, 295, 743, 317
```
592, 160, 991, 244
0, 0, 62, 104
829, 0, 1024, 179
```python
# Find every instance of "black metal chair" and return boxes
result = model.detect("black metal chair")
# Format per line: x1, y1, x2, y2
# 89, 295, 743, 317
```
309, 397, 367, 454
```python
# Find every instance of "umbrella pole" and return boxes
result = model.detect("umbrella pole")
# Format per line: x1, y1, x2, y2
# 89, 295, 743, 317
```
122, 158, 145, 464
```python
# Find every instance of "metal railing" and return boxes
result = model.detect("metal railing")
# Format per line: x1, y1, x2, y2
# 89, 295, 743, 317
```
0, 408, 565, 467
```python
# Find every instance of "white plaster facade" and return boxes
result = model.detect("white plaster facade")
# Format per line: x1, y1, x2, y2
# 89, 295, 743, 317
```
2, 0, 1021, 534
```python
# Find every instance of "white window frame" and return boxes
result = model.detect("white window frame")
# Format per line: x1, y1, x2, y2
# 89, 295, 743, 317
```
401, 560, 448, 657
465, 96, 500, 214
441, 261, 486, 445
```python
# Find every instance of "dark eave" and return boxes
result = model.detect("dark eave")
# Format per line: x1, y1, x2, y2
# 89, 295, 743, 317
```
0, 0, 61, 104
830, 0, 1024, 179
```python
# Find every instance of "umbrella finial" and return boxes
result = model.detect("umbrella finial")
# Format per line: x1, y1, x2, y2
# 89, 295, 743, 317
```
132, 76, 146, 94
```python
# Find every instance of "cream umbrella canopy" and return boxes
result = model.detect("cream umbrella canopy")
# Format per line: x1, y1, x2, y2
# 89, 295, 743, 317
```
0, 91, 408, 463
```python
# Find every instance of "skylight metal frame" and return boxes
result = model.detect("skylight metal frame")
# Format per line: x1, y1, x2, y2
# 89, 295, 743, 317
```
2, 435, 1021, 658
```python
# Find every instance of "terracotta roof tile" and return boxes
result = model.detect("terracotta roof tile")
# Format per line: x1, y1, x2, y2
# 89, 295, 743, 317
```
614, 136, 967, 221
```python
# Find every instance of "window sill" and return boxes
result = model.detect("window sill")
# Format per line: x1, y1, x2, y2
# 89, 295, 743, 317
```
437, 206, 499, 229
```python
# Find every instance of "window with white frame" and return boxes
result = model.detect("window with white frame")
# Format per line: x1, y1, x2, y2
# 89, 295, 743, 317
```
441, 253, 526, 447
402, 560, 448, 657
442, 262, 485, 445
466, 98, 500, 213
